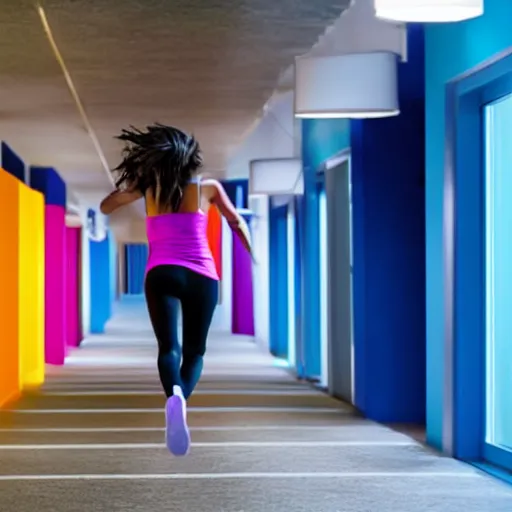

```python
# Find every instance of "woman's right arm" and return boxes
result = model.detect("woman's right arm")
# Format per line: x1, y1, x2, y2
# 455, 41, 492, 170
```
99, 187, 143, 215
206, 180, 256, 263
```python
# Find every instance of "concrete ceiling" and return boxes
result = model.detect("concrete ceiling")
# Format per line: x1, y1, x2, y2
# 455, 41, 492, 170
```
0, 0, 349, 223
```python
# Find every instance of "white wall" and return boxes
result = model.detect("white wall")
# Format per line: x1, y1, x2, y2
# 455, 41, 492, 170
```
286, 200, 296, 367
78, 207, 91, 335
250, 195, 270, 348
227, 91, 296, 178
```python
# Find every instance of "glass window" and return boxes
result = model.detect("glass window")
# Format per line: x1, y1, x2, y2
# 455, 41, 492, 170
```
319, 188, 329, 389
484, 93, 512, 452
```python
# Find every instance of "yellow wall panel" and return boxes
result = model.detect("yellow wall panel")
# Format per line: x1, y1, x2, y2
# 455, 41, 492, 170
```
0, 169, 20, 406
18, 182, 45, 388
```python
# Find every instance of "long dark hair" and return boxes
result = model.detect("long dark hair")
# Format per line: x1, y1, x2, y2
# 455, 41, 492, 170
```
113, 123, 203, 212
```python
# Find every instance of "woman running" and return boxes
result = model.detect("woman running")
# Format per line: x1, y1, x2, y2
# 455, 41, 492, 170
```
100, 123, 254, 456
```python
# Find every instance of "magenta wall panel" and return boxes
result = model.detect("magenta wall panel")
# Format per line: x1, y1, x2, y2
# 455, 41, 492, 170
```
66, 226, 82, 348
45, 205, 67, 365
231, 214, 255, 336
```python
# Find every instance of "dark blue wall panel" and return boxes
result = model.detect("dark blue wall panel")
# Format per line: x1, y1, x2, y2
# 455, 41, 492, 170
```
30, 166, 66, 207
2, 142, 25, 182
352, 24, 426, 423
221, 179, 249, 209
301, 164, 320, 380
269, 204, 289, 358
125, 244, 148, 295
90, 232, 113, 333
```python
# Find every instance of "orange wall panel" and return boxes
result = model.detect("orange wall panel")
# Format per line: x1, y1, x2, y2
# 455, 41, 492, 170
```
207, 205, 222, 279
0, 169, 20, 407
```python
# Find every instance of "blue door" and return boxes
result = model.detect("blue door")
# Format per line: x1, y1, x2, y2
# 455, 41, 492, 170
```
450, 52, 512, 475
482, 93, 512, 471
269, 204, 289, 359
318, 183, 329, 389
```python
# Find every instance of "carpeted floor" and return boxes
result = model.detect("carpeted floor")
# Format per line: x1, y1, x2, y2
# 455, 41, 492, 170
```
0, 297, 511, 511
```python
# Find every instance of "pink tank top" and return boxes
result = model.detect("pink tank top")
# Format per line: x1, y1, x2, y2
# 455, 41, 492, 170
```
145, 180, 219, 281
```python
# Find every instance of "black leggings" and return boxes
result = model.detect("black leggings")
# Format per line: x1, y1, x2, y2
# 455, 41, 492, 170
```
144, 265, 219, 399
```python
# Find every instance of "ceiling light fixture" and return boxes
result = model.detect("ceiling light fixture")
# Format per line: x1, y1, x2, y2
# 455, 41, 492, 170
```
375, 0, 484, 22
249, 158, 303, 196
294, 0, 406, 120
295, 52, 399, 119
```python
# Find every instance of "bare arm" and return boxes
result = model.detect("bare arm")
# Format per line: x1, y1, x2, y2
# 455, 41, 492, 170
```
206, 180, 256, 263
99, 188, 143, 215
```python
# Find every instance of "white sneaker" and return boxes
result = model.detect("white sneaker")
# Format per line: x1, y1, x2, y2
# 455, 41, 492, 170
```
165, 385, 190, 456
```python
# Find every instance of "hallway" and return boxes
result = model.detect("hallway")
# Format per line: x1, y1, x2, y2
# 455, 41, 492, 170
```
0, 298, 511, 512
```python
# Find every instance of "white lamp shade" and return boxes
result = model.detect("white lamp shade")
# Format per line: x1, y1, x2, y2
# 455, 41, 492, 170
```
375, 0, 483, 22
249, 158, 303, 196
294, 52, 399, 119
270, 195, 294, 208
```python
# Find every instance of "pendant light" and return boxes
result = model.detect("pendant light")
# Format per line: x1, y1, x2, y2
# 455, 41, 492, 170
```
249, 158, 303, 196
375, 0, 484, 22
295, 51, 399, 119
294, 0, 406, 119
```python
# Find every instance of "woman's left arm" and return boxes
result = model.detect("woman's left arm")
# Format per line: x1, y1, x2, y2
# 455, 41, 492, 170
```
99, 188, 143, 215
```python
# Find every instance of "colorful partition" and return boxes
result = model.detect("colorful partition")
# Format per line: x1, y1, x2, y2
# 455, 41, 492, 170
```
30, 167, 67, 365
90, 232, 113, 333
349, 26, 426, 424
80, 218, 91, 335
232, 211, 255, 336
18, 182, 45, 387
221, 179, 249, 209
0, 170, 21, 406
45, 206, 67, 363
2, 142, 25, 182
109, 232, 118, 302
66, 226, 82, 348
207, 205, 223, 279
124, 243, 148, 295
269, 204, 289, 357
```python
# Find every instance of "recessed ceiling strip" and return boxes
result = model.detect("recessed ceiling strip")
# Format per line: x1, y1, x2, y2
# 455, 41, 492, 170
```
36, 4, 114, 186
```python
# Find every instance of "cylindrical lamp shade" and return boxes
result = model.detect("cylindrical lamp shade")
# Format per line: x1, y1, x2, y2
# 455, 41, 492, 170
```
295, 52, 399, 119
375, 0, 483, 22
250, 158, 303, 195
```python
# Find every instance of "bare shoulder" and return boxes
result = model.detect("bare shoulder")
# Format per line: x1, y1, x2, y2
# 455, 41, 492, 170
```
200, 178, 237, 219
201, 178, 223, 190
200, 178, 224, 200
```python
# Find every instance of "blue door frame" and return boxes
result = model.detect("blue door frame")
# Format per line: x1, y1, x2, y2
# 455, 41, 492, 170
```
294, 195, 306, 378
446, 48, 512, 474
316, 175, 328, 388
